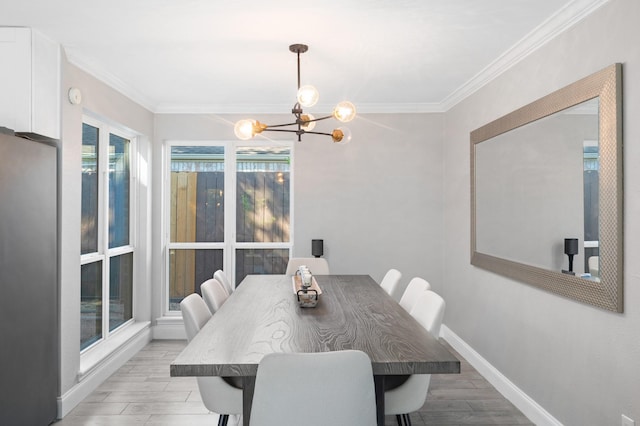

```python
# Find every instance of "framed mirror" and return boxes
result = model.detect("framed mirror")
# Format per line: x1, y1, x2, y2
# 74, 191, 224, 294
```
471, 63, 622, 312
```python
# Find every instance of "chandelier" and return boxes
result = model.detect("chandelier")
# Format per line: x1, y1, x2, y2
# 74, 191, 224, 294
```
234, 44, 356, 143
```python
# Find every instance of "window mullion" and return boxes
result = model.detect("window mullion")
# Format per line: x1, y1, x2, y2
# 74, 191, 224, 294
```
100, 126, 110, 340
226, 142, 237, 283
129, 136, 136, 250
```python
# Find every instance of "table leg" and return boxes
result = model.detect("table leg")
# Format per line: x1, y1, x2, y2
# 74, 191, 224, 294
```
374, 375, 385, 426
242, 376, 256, 426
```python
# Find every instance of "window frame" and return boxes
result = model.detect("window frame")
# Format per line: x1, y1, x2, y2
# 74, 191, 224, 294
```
163, 139, 294, 316
80, 114, 137, 353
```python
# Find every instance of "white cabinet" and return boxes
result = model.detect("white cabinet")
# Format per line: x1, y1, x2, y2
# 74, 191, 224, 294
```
0, 27, 61, 140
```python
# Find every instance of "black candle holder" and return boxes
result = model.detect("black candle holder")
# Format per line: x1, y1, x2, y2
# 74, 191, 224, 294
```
312, 239, 323, 258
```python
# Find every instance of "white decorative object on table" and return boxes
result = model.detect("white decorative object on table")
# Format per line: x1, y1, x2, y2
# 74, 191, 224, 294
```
292, 273, 322, 308
300, 266, 313, 287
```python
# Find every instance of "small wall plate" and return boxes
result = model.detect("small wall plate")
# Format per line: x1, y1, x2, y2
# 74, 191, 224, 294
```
68, 87, 82, 105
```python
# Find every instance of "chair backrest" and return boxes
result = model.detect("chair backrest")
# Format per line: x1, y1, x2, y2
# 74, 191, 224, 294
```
214, 269, 233, 294
385, 289, 444, 417
399, 277, 431, 312
409, 290, 445, 337
200, 278, 229, 314
181, 293, 244, 417
285, 257, 330, 275
588, 255, 600, 277
180, 293, 212, 342
250, 350, 377, 426
380, 268, 402, 300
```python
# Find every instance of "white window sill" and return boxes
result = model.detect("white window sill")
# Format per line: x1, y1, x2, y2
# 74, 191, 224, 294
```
155, 314, 183, 325
78, 321, 150, 381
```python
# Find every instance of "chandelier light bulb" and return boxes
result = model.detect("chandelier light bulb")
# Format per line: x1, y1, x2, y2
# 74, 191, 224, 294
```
297, 85, 319, 107
332, 127, 352, 144
234, 119, 257, 140
300, 114, 316, 132
333, 101, 356, 123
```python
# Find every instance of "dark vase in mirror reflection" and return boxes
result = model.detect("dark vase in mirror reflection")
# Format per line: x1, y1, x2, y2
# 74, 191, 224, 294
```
562, 238, 579, 275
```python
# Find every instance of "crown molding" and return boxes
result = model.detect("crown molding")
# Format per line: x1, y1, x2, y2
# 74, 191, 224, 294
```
439, 0, 612, 111
350, 103, 445, 114
154, 102, 445, 114
154, 103, 292, 115
65, 50, 158, 112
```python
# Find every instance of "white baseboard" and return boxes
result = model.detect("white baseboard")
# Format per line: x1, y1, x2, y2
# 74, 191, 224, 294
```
441, 325, 562, 426
153, 316, 187, 340
57, 325, 152, 418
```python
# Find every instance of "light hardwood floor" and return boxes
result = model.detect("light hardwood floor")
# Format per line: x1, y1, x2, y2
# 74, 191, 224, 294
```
55, 340, 533, 426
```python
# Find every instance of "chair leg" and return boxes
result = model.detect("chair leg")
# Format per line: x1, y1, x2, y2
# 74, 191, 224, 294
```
403, 413, 412, 426
218, 414, 229, 426
396, 414, 403, 426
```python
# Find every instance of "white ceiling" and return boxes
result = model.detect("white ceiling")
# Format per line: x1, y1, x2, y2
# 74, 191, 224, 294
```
1, 0, 608, 113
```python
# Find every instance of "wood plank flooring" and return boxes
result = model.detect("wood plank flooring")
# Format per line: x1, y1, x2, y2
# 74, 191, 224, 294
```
55, 340, 533, 426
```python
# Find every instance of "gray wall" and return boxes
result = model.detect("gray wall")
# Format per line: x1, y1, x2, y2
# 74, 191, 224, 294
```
442, 0, 640, 424
293, 113, 444, 295
153, 112, 444, 308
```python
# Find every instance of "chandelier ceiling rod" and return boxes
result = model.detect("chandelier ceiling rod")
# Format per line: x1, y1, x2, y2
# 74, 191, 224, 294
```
292, 43, 305, 92
234, 43, 356, 144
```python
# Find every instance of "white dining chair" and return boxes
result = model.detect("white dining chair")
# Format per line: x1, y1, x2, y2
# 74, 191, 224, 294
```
249, 350, 377, 426
398, 277, 431, 312
588, 255, 600, 277
285, 257, 330, 275
380, 268, 402, 300
201, 278, 229, 315
385, 290, 446, 426
180, 293, 212, 343
180, 294, 242, 426
214, 269, 234, 294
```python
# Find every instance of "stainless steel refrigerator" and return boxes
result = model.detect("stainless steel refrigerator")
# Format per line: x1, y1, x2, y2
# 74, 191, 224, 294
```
0, 127, 58, 425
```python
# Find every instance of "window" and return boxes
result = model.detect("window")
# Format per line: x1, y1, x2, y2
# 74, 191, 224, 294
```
235, 147, 291, 284
165, 142, 292, 312
81, 117, 136, 351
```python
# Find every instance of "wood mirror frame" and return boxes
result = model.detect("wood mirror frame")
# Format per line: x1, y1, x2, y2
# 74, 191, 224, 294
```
470, 63, 623, 312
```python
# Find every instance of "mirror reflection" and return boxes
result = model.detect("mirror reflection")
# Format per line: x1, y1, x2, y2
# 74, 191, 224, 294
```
470, 63, 622, 312
475, 98, 600, 280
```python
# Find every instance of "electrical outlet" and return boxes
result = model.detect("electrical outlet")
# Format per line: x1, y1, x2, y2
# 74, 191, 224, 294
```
622, 414, 635, 426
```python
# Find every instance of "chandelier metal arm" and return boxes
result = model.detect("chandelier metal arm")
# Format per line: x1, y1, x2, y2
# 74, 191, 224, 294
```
260, 128, 332, 136
264, 121, 300, 129
302, 114, 334, 123
261, 127, 305, 141
261, 114, 333, 130
261, 128, 337, 144
301, 131, 334, 137
261, 129, 300, 134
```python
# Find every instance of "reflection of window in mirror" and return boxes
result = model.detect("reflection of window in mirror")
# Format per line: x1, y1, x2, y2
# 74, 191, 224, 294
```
583, 140, 599, 279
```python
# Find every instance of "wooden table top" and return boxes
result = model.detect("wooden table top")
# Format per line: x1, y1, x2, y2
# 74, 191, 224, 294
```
170, 274, 460, 377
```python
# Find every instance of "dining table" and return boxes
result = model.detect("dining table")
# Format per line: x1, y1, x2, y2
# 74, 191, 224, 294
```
170, 274, 460, 426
